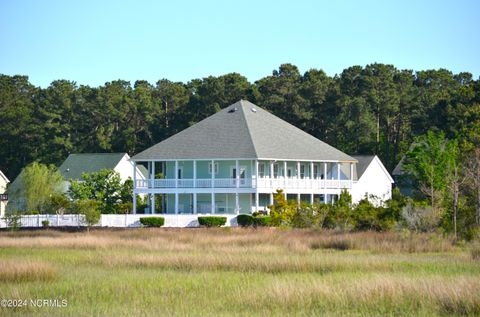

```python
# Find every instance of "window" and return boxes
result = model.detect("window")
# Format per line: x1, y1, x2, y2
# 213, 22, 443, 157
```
258, 163, 265, 177
273, 163, 279, 178
313, 164, 319, 179
300, 164, 305, 179
208, 162, 218, 175
177, 167, 183, 179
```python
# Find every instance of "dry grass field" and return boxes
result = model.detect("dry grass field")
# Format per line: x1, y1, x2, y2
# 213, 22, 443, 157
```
0, 228, 479, 316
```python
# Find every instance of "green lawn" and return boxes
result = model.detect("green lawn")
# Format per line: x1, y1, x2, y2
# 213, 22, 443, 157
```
0, 228, 479, 316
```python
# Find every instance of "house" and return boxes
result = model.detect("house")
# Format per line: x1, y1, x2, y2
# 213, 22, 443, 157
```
6, 153, 147, 213
0, 170, 9, 217
59, 153, 147, 186
131, 100, 393, 215
350, 155, 394, 206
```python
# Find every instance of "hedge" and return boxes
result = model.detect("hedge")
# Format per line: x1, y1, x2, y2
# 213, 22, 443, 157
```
140, 217, 165, 227
198, 216, 227, 227
237, 214, 272, 227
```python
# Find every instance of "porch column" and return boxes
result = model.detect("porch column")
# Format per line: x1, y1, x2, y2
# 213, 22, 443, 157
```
337, 162, 341, 180
297, 193, 301, 206
324, 162, 328, 203
193, 160, 197, 188
132, 161, 137, 214
151, 162, 155, 214
283, 161, 287, 187
193, 193, 197, 214
175, 160, 179, 188
255, 160, 259, 189
235, 193, 239, 214
310, 161, 314, 190
147, 161, 151, 188
297, 161, 301, 190
175, 193, 179, 214
211, 160, 215, 213
270, 161, 274, 188
255, 191, 259, 212
269, 193, 274, 206
236, 160, 240, 188
310, 193, 314, 204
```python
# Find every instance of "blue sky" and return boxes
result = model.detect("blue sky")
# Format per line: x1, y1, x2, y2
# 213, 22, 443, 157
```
0, 0, 479, 87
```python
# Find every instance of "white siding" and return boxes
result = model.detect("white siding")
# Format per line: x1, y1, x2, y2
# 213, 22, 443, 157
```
351, 157, 393, 206
113, 154, 146, 183
0, 171, 9, 217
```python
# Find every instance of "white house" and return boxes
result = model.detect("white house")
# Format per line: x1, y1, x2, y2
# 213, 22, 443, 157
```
0, 170, 9, 217
59, 152, 147, 185
131, 100, 393, 215
350, 155, 394, 206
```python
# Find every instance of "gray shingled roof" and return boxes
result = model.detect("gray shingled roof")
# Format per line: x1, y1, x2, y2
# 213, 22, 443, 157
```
352, 155, 376, 179
133, 100, 356, 162
59, 153, 128, 180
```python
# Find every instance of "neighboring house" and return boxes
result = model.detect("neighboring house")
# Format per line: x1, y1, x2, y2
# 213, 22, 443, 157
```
0, 170, 9, 217
59, 153, 147, 188
131, 100, 393, 215
7, 153, 147, 213
392, 155, 415, 197
350, 155, 394, 206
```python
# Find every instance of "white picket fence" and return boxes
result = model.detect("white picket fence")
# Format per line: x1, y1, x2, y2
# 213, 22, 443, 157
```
0, 214, 239, 228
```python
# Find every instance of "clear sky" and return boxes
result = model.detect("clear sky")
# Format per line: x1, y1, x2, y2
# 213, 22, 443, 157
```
1, 0, 479, 87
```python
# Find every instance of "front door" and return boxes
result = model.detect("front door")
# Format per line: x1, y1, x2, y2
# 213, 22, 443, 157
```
231, 167, 246, 186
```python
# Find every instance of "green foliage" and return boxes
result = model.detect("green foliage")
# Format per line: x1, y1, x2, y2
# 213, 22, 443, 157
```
237, 214, 272, 227
352, 199, 396, 231
198, 216, 227, 227
269, 189, 297, 226
330, 190, 353, 230
140, 217, 165, 227
292, 202, 332, 229
47, 193, 71, 215
75, 200, 101, 230
69, 169, 132, 214
4, 213, 22, 231
7, 162, 64, 213
236, 214, 255, 227
42, 220, 49, 228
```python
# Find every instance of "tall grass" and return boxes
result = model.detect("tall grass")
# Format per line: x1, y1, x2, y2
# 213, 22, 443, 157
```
0, 260, 57, 282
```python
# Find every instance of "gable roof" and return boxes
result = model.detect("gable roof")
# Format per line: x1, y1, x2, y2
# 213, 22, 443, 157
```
132, 100, 356, 162
352, 155, 376, 179
353, 155, 394, 183
59, 153, 128, 180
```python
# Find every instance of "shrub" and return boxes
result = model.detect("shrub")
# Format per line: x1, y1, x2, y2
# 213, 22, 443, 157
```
269, 189, 297, 226
76, 199, 101, 232
237, 214, 255, 227
254, 216, 271, 227
4, 213, 22, 231
198, 216, 227, 227
140, 217, 165, 227
42, 220, 49, 228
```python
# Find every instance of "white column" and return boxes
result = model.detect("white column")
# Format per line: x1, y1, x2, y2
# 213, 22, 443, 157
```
211, 160, 215, 213
297, 161, 300, 190
283, 161, 287, 187
310, 161, 314, 190
269, 193, 274, 205
175, 193, 179, 214
151, 162, 155, 214
236, 160, 240, 188
324, 162, 328, 203
255, 192, 259, 212
255, 160, 259, 188
297, 193, 301, 206
310, 193, 314, 204
147, 161, 151, 188
270, 161, 274, 189
193, 193, 197, 214
193, 160, 197, 188
132, 162, 137, 214
337, 162, 341, 180
152, 161, 155, 181
235, 193, 239, 214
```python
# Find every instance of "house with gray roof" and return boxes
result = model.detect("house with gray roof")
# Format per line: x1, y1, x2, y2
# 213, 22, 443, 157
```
132, 100, 393, 215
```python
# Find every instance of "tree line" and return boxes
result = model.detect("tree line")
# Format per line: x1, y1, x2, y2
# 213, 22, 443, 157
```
1, 63, 479, 181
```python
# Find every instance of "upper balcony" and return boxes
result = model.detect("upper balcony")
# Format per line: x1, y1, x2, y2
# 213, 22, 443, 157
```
134, 177, 352, 190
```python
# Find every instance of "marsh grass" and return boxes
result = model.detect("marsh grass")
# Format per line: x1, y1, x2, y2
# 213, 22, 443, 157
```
0, 228, 478, 316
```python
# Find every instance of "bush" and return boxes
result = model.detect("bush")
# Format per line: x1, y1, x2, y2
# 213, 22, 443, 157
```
237, 214, 255, 227
42, 220, 49, 228
140, 217, 165, 227
198, 216, 227, 227
76, 199, 101, 231
254, 216, 271, 227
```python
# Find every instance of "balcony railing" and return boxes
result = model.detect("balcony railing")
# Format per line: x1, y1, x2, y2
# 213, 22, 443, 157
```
135, 178, 351, 190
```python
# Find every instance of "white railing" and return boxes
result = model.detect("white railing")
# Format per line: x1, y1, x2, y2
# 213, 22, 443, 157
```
135, 178, 351, 190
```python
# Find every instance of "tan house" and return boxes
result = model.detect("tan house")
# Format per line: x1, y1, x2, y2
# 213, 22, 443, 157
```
0, 170, 9, 217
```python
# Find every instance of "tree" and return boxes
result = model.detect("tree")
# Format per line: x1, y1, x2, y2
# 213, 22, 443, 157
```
268, 189, 297, 226
7, 162, 64, 213
404, 131, 451, 214
331, 189, 353, 230
76, 199, 100, 232
69, 169, 131, 214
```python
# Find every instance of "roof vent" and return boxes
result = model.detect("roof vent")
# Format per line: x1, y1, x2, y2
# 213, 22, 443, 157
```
251, 108, 257, 113
228, 107, 237, 113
